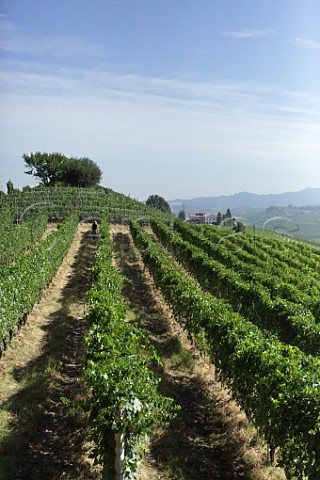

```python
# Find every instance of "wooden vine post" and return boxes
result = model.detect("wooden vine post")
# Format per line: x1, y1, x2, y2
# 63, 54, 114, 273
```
114, 431, 125, 480
114, 409, 125, 480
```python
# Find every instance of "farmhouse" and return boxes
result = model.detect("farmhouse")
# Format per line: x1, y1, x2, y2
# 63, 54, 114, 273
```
187, 213, 217, 224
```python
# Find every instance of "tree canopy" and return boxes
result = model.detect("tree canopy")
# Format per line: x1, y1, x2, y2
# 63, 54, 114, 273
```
146, 194, 171, 214
63, 157, 102, 187
23, 152, 102, 187
23, 152, 67, 187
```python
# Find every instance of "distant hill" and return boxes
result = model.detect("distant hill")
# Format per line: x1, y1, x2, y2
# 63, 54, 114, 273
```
169, 188, 320, 215
169, 188, 320, 244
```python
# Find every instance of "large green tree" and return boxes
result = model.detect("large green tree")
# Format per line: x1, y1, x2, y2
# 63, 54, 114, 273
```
23, 152, 67, 186
23, 152, 102, 187
63, 157, 102, 187
146, 194, 171, 214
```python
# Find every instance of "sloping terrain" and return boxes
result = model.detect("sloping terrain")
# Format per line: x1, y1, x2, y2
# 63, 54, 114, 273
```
0, 221, 285, 480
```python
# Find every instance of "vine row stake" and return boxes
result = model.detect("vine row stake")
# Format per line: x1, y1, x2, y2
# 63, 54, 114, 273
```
115, 431, 125, 480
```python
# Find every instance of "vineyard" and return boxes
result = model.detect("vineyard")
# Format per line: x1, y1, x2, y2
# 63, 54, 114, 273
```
0, 186, 319, 480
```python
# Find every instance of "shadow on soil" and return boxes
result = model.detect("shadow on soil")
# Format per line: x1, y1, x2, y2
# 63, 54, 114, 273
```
0, 230, 99, 480
113, 231, 253, 480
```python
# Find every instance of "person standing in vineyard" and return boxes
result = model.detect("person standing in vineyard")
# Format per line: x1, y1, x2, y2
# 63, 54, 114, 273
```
91, 220, 98, 237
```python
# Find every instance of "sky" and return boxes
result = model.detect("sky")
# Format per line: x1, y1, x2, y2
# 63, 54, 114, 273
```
0, 0, 320, 201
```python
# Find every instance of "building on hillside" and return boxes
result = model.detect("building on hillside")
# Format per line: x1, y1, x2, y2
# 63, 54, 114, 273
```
187, 213, 206, 224
187, 213, 217, 225
205, 214, 217, 225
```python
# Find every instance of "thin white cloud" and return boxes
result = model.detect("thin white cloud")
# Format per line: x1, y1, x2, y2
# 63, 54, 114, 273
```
1, 22, 320, 197
291, 37, 320, 49
3, 64, 320, 127
223, 30, 274, 38
1, 64, 319, 160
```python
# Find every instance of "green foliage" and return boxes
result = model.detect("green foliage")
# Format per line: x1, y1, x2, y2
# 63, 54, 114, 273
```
0, 212, 78, 346
84, 219, 178, 478
0, 186, 175, 227
216, 211, 222, 225
170, 219, 320, 356
0, 212, 48, 268
213, 209, 234, 226
130, 219, 320, 480
23, 152, 102, 188
146, 194, 171, 214
226, 208, 232, 218
3, 186, 320, 478
177, 210, 185, 220
222, 208, 234, 226
62, 157, 102, 187
23, 151, 68, 186
6, 180, 14, 195
234, 221, 245, 232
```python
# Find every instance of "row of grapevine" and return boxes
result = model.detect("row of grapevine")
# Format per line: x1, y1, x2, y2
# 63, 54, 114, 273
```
0, 187, 140, 212
173, 221, 320, 319
179, 222, 320, 322
0, 212, 78, 352
199, 223, 320, 281
130, 220, 320, 480
83, 219, 177, 479
250, 230, 320, 269
150, 219, 320, 356
0, 187, 174, 227
182, 222, 320, 296
0, 212, 48, 268
0, 207, 16, 236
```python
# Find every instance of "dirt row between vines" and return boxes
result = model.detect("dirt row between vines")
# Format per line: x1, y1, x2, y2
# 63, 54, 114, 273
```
0, 222, 285, 480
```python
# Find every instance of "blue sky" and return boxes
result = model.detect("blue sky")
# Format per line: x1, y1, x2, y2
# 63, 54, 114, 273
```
1, 0, 320, 200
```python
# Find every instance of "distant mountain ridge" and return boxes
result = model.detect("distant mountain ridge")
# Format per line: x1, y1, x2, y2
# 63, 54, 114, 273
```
169, 188, 320, 214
